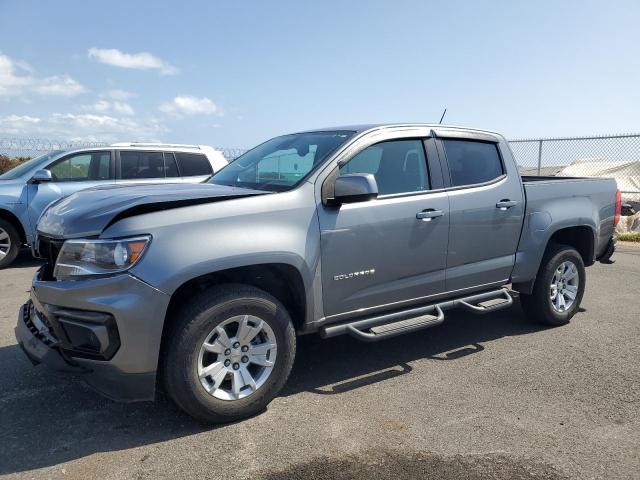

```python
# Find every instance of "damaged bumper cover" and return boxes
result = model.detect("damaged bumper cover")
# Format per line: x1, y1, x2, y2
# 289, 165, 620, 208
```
15, 267, 171, 402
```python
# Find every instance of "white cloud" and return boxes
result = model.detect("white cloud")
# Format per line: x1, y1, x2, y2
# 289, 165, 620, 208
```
0, 112, 165, 142
0, 52, 34, 96
81, 99, 135, 116
160, 95, 219, 116
88, 47, 178, 75
0, 52, 86, 97
33, 75, 86, 96
0, 115, 41, 134
103, 89, 136, 100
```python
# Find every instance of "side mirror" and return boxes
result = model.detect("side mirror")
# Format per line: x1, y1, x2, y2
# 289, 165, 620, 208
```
31, 169, 53, 184
331, 173, 378, 205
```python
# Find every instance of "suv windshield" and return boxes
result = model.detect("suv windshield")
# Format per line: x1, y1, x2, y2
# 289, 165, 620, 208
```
0, 150, 65, 180
209, 131, 354, 191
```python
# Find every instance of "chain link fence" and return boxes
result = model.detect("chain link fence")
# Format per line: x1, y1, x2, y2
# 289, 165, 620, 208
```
2, 134, 639, 200
509, 133, 640, 201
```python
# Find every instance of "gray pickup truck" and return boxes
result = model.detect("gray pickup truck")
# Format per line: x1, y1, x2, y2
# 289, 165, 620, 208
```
15, 124, 620, 423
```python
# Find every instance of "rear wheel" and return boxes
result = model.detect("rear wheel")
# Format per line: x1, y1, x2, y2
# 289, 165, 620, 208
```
0, 219, 20, 269
163, 284, 296, 423
520, 243, 586, 326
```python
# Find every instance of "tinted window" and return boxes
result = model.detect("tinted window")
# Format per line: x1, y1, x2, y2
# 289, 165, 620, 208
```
164, 152, 179, 178
49, 152, 111, 182
443, 140, 504, 187
175, 153, 212, 177
120, 151, 165, 179
340, 140, 429, 195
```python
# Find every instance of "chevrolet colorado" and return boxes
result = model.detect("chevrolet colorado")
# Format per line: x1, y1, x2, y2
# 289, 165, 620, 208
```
15, 124, 620, 423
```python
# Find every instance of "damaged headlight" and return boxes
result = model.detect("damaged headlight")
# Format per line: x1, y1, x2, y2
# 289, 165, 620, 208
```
53, 236, 151, 280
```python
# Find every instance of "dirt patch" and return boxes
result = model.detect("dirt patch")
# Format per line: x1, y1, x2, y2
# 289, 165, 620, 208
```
260, 449, 567, 480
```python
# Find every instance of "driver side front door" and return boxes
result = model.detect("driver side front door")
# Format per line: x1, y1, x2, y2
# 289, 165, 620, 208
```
317, 138, 449, 320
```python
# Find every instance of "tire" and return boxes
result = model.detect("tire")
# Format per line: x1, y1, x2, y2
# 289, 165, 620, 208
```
0, 219, 20, 269
520, 243, 586, 326
163, 284, 296, 423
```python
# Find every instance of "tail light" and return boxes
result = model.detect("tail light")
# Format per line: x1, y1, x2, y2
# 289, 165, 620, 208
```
614, 190, 622, 227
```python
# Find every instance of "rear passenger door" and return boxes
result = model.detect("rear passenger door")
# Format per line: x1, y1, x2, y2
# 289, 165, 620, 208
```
116, 151, 180, 184
437, 135, 524, 291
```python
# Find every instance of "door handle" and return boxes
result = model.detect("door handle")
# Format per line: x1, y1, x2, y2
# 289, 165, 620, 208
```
416, 209, 444, 221
496, 199, 517, 210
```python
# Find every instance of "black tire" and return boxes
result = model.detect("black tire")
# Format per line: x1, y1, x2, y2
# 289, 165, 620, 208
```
520, 243, 586, 326
0, 219, 20, 269
163, 284, 296, 423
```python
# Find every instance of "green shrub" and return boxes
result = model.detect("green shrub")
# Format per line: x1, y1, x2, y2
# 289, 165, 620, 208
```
616, 231, 640, 242
0, 155, 30, 175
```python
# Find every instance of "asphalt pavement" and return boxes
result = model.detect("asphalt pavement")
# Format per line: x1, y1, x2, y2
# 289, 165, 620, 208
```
1, 245, 639, 479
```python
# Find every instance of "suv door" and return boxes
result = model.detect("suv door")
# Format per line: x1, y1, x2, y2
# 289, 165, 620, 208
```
27, 150, 114, 232
437, 136, 524, 291
318, 138, 449, 319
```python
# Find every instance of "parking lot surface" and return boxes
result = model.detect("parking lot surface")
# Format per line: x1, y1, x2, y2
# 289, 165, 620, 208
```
1, 245, 639, 479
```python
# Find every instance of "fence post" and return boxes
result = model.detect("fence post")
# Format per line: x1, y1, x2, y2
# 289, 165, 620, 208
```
537, 139, 543, 176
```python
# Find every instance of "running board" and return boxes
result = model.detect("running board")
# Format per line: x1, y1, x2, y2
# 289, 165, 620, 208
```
321, 288, 513, 342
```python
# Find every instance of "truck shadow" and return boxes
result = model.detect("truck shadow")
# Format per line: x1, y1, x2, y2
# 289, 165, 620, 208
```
0, 301, 549, 475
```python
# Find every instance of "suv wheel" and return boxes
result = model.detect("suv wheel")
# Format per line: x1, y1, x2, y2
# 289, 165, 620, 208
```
520, 243, 586, 326
0, 219, 20, 269
163, 284, 296, 423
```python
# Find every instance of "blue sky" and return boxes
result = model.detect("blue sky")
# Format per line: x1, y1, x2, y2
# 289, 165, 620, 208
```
1, 0, 639, 148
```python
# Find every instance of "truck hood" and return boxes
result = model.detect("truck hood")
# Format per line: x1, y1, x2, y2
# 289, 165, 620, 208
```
37, 182, 268, 238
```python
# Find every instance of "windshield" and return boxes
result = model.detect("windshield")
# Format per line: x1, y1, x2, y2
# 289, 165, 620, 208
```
0, 150, 65, 180
209, 131, 354, 191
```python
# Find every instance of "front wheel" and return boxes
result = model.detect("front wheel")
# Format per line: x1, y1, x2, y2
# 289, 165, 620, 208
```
0, 219, 20, 269
520, 243, 586, 326
163, 284, 296, 423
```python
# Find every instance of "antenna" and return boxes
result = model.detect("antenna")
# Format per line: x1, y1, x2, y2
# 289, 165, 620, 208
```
439, 108, 447, 124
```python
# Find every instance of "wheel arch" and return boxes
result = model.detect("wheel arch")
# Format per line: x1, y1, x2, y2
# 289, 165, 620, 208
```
162, 262, 308, 336
0, 208, 27, 244
513, 224, 595, 295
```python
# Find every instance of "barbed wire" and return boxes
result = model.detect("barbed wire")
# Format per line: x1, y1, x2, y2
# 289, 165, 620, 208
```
0, 137, 247, 161
1, 135, 638, 199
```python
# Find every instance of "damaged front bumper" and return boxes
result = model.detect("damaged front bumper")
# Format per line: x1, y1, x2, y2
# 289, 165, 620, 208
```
15, 267, 171, 402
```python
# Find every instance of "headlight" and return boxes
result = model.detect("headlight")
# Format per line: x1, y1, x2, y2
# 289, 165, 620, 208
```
53, 236, 151, 280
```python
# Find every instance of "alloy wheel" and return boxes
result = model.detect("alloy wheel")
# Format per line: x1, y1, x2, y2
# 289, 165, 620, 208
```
549, 260, 579, 313
197, 315, 277, 401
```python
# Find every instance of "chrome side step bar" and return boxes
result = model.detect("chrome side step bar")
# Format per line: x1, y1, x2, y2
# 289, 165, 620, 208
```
321, 288, 514, 342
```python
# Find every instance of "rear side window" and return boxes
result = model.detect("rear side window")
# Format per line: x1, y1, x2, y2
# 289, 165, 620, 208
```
120, 151, 165, 179
175, 153, 212, 177
442, 140, 504, 187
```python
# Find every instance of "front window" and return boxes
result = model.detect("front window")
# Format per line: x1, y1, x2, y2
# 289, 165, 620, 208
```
50, 151, 111, 182
209, 131, 354, 191
0, 150, 65, 180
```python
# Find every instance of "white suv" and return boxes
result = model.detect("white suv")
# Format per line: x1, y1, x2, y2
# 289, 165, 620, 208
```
109, 143, 228, 183
0, 143, 228, 267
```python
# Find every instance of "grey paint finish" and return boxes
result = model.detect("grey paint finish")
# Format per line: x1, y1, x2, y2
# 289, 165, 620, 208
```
444, 138, 525, 291
318, 191, 449, 317
38, 183, 266, 239
511, 176, 616, 285
17, 123, 618, 402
